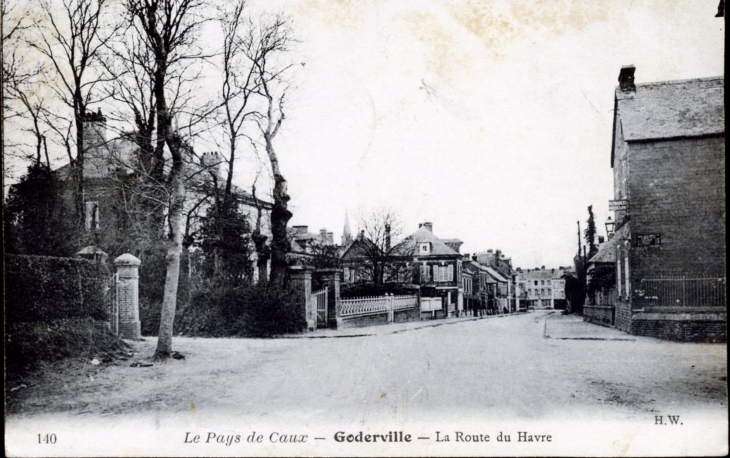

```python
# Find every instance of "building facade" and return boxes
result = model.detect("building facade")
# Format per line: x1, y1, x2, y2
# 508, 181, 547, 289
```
583, 67, 726, 341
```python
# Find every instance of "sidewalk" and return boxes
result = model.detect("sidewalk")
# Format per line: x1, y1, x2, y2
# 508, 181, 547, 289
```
285, 312, 525, 338
544, 313, 636, 341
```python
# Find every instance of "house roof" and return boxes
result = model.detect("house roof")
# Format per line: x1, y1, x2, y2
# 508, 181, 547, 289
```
483, 266, 508, 283
587, 236, 617, 264
616, 76, 724, 142
397, 226, 460, 257
518, 268, 568, 280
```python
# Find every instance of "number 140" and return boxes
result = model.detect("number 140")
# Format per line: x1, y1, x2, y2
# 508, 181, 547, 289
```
38, 434, 56, 444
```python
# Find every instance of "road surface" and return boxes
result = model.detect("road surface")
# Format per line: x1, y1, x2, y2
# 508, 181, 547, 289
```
6, 311, 728, 456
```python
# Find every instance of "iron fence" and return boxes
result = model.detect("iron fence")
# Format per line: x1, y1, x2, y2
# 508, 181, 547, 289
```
639, 276, 726, 308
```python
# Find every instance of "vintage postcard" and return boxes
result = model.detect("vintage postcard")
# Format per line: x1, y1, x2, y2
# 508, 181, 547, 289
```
3, 0, 727, 456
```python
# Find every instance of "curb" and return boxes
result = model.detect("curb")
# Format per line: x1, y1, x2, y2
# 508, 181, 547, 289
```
284, 312, 528, 339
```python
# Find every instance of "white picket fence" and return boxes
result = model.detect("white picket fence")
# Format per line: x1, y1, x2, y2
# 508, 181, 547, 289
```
340, 294, 418, 319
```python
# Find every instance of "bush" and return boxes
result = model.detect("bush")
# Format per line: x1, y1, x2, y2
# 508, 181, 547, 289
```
5, 317, 129, 377
175, 284, 306, 337
6, 254, 109, 323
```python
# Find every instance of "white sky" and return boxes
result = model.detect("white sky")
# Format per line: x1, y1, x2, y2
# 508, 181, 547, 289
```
260, 0, 724, 268
5, 0, 724, 269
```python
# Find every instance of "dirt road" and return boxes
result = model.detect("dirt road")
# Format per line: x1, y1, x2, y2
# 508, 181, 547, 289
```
6, 312, 727, 456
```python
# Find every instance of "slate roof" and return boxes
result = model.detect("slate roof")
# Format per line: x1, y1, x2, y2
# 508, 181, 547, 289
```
482, 266, 508, 283
616, 76, 725, 142
397, 226, 461, 257
587, 237, 617, 264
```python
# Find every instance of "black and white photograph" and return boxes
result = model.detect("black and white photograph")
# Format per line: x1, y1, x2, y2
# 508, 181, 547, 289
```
2, 0, 727, 456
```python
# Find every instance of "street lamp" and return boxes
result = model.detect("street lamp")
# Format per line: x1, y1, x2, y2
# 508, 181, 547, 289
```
605, 216, 616, 240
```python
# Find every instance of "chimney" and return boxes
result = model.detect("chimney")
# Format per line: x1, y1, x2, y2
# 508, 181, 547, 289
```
487, 249, 493, 253
598, 235, 605, 244
385, 224, 391, 251
422, 222, 433, 232
619, 65, 636, 92
541, 265, 545, 270
358, 230, 365, 241
201, 152, 223, 182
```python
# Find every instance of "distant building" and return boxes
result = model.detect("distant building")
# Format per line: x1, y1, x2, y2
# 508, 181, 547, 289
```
583, 66, 725, 341
515, 267, 568, 310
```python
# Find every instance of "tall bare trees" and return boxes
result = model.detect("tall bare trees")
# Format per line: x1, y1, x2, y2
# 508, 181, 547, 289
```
124, 0, 208, 359
4, 0, 300, 356
250, 15, 294, 289
30, 0, 119, 230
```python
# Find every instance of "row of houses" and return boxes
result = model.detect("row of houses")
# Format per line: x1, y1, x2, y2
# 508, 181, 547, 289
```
582, 66, 725, 342
288, 217, 574, 321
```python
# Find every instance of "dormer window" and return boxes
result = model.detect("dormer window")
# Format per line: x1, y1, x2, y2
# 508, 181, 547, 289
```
419, 242, 431, 254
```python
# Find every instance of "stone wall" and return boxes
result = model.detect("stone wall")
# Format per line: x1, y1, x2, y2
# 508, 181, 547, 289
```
339, 313, 389, 329
393, 307, 421, 323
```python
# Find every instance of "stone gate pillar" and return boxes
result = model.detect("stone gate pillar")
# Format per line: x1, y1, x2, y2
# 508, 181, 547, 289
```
288, 266, 314, 331
113, 254, 142, 340
316, 269, 342, 329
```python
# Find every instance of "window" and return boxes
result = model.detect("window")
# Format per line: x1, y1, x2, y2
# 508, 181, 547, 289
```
85, 201, 99, 230
541, 280, 545, 285
433, 265, 439, 281
447, 264, 454, 282
419, 242, 431, 254
343, 267, 350, 283
547, 280, 551, 285
534, 281, 538, 286
420, 265, 430, 283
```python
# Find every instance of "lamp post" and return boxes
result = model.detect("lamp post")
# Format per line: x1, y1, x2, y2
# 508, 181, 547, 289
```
605, 216, 616, 240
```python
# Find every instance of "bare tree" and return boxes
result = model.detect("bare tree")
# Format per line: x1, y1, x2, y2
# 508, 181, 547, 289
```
30, 0, 120, 231
249, 15, 296, 289
349, 210, 405, 286
125, 0, 209, 360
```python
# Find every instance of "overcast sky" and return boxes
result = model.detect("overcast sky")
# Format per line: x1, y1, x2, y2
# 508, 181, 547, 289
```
5, 0, 724, 269
253, 0, 724, 268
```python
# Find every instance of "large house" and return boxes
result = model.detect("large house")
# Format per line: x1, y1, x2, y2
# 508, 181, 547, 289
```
583, 66, 725, 341
51, 108, 273, 280
340, 222, 465, 317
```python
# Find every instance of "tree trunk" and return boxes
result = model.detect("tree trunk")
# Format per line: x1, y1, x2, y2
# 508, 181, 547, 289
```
154, 142, 185, 359
269, 174, 291, 289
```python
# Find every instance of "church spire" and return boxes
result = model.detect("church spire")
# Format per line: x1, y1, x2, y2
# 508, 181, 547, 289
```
342, 211, 352, 245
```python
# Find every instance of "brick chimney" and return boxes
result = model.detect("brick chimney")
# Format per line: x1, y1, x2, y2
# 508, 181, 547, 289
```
292, 225, 308, 235
422, 222, 433, 232
385, 224, 391, 250
619, 65, 636, 92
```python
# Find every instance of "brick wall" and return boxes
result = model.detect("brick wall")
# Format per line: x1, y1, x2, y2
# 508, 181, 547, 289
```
583, 305, 614, 327
631, 312, 726, 342
614, 299, 632, 332
628, 135, 726, 284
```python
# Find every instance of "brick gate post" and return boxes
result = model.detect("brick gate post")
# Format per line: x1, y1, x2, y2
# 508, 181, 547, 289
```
289, 266, 314, 331
113, 254, 142, 340
316, 269, 343, 329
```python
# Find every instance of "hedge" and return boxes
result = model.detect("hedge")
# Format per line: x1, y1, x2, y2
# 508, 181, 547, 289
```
174, 284, 306, 337
6, 254, 110, 323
